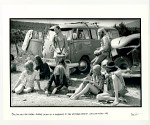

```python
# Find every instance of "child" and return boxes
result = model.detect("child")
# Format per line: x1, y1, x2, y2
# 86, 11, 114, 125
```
44, 58, 68, 95
34, 55, 50, 80
96, 61, 129, 106
12, 60, 42, 94
70, 64, 105, 100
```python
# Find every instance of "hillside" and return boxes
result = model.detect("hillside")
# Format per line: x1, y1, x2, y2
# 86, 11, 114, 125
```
10, 20, 56, 31
126, 20, 140, 28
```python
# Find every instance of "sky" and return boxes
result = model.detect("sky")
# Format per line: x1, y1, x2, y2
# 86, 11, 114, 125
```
11, 18, 140, 27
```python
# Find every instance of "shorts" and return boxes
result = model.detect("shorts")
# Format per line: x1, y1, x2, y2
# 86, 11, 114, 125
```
108, 87, 128, 97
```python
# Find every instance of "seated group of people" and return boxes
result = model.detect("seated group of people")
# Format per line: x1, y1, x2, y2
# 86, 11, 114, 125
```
12, 53, 129, 106
70, 61, 129, 106
12, 55, 68, 95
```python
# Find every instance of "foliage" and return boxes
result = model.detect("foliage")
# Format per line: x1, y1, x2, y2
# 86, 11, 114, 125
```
113, 22, 140, 37
11, 20, 56, 32
113, 22, 131, 36
11, 29, 25, 43
10, 29, 26, 56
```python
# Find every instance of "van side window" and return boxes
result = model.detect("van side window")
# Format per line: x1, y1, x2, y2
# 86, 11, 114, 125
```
91, 29, 98, 39
83, 29, 90, 39
77, 29, 90, 40
77, 30, 84, 39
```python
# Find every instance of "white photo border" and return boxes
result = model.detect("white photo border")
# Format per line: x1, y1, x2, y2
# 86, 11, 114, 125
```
1, 0, 150, 124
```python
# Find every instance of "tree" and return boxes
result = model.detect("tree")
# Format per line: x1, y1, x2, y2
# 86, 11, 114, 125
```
113, 22, 131, 36
11, 29, 25, 56
43, 25, 49, 37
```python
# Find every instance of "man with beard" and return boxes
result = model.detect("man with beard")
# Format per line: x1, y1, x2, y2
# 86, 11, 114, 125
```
91, 28, 111, 66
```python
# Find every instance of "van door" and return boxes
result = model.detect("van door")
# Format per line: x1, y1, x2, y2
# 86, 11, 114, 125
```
89, 28, 101, 60
71, 28, 92, 63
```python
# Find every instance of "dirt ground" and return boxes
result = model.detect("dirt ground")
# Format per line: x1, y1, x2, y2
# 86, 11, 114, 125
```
10, 45, 141, 107
11, 63, 141, 107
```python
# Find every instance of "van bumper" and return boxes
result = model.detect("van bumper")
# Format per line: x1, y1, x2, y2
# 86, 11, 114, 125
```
122, 73, 141, 78
42, 58, 79, 68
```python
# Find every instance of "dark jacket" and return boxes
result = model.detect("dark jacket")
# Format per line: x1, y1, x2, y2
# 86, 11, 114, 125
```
35, 62, 50, 79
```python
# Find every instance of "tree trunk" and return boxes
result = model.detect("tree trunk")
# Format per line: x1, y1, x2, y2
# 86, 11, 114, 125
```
15, 43, 19, 57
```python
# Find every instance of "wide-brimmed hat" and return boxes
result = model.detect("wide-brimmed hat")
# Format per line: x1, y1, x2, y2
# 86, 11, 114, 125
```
105, 61, 118, 73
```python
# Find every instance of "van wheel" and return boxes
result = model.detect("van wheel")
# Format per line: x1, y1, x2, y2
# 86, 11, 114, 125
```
77, 57, 90, 73
114, 56, 132, 69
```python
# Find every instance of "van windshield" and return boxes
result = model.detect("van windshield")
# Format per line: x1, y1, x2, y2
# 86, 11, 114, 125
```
46, 29, 73, 41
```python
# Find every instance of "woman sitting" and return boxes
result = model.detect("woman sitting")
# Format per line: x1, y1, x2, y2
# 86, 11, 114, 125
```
12, 60, 42, 94
34, 55, 50, 80
96, 61, 129, 106
70, 64, 105, 100
44, 58, 68, 95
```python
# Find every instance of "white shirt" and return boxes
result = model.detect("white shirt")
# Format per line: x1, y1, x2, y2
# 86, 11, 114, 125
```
19, 70, 39, 88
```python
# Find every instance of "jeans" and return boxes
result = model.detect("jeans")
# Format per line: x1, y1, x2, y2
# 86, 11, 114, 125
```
91, 54, 108, 66
45, 73, 68, 92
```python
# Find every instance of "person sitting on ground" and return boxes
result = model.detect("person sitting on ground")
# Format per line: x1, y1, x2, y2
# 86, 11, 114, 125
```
34, 55, 50, 80
91, 28, 111, 66
11, 54, 14, 61
96, 61, 129, 106
44, 58, 68, 95
11, 54, 16, 72
12, 60, 42, 94
70, 64, 105, 100
131, 42, 141, 71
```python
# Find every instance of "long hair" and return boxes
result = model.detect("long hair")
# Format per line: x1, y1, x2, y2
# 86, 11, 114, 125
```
34, 55, 43, 66
58, 58, 66, 68
24, 60, 34, 72
54, 58, 66, 84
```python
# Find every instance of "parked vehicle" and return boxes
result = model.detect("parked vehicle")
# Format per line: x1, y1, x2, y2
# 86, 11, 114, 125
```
22, 30, 44, 57
43, 22, 119, 73
110, 33, 141, 78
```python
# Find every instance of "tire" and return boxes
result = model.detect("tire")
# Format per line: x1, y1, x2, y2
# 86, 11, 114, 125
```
77, 57, 90, 73
114, 56, 132, 69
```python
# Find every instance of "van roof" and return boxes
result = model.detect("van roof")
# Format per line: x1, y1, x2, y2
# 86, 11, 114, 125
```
50, 23, 116, 31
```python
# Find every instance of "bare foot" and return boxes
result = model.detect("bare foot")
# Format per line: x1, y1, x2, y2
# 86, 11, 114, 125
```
70, 95, 79, 100
111, 100, 120, 106
70, 94, 76, 99
51, 88, 57, 95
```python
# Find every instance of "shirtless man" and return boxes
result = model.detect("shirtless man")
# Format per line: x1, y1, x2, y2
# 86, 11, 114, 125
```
52, 25, 68, 58
91, 28, 111, 66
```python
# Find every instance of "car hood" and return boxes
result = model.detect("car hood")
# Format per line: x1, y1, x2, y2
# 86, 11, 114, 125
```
111, 33, 140, 49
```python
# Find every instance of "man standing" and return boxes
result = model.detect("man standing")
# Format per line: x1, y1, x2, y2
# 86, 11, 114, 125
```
52, 25, 68, 58
51, 25, 69, 65
91, 28, 111, 66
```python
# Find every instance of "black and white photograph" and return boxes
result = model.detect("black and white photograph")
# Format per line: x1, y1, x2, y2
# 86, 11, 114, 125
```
1, 0, 150, 123
10, 18, 141, 107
